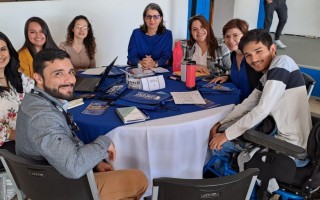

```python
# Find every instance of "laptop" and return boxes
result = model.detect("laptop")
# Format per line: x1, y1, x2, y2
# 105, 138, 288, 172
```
74, 56, 118, 92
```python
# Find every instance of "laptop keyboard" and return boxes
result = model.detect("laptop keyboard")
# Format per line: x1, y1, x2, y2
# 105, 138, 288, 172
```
75, 77, 100, 91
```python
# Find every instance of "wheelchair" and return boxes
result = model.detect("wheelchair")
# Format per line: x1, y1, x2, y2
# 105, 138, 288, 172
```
204, 115, 277, 177
203, 114, 320, 200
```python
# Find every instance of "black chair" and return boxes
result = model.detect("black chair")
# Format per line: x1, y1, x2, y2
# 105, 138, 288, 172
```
0, 141, 17, 199
149, 168, 259, 200
0, 149, 99, 200
243, 114, 320, 199
0, 167, 8, 200
302, 72, 316, 99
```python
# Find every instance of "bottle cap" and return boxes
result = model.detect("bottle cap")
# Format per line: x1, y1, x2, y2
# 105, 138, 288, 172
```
187, 60, 196, 65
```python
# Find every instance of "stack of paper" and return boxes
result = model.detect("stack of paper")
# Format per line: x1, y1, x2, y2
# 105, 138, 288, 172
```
68, 98, 84, 109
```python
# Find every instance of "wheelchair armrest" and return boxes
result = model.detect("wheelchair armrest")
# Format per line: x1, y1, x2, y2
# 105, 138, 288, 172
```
244, 130, 307, 160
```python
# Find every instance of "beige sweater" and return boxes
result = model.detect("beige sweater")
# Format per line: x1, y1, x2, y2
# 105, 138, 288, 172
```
59, 42, 95, 70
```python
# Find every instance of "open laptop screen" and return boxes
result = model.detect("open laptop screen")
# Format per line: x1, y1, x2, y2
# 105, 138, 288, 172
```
74, 56, 118, 92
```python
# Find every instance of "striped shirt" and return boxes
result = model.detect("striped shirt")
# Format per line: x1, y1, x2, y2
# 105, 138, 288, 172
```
221, 55, 311, 149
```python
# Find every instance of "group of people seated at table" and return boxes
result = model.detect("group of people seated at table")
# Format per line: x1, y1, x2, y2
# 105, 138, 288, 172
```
0, 2, 312, 200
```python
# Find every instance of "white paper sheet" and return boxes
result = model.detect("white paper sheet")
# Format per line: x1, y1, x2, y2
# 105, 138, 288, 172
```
151, 67, 169, 73
171, 90, 206, 104
141, 75, 166, 91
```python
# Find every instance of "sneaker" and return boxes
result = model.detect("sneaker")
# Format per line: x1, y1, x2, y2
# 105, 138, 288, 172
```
274, 40, 287, 49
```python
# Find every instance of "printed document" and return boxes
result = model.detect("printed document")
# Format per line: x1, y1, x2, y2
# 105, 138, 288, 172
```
170, 90, 206, 104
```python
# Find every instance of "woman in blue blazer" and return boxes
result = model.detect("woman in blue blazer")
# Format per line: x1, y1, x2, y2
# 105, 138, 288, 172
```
127, 3, 172, 70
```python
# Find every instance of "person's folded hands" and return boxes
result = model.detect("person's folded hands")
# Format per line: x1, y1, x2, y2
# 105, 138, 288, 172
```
141, 56, 156, 69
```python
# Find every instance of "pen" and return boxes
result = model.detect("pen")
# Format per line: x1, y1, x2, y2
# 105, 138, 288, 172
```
168, 75, 181, 81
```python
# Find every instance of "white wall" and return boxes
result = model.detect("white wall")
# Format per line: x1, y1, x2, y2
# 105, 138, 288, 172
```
213, 0, 261, 38
212, 0, 235, 38
233, 0, 260, 30
0, 0, 189, 66
169, 0, 189, 41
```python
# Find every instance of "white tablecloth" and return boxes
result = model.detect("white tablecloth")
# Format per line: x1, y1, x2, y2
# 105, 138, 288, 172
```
107, 104, 234, 196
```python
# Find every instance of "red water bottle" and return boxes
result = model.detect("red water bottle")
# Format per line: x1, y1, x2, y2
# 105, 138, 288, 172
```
186, 61, 196, 89
172, 41, 183, 72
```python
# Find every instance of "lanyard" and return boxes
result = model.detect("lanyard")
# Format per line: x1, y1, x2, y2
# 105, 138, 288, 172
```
31, 89, 80, 137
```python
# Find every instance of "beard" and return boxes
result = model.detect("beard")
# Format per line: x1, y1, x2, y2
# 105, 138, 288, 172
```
43, 84, 74, 101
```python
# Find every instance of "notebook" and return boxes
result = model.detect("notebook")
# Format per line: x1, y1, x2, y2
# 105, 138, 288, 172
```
74, 56, 118, 92
116, 106, 149, 124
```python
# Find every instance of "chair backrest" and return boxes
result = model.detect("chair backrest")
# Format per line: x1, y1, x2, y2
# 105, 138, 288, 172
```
0, 149, 99, 200
302, 72, 316, 98
307, 115, 320, 188
308, 115, 320, 162
151, 168, 259, 200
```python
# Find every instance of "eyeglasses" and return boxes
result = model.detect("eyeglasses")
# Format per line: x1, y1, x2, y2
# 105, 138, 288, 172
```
75, 25, 89, 31
145, 15, 161, 21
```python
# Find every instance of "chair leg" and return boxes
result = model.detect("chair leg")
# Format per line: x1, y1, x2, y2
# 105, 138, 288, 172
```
144, 196, 152, 200
16, 190, 25, 200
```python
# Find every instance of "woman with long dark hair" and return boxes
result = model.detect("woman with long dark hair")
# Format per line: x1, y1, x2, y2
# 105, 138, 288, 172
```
182, 15, 231, 76
0, 31, 34, 150
18, 16, 58, 78
59, 15, 96, 71
0, 32, 33, 199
